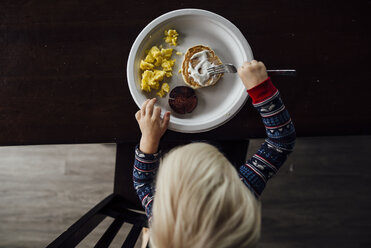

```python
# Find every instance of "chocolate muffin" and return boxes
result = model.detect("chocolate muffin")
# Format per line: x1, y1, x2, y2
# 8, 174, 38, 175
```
168, 86, 198, 114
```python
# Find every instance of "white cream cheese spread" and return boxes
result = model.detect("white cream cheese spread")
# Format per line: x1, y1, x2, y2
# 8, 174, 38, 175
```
187, 50, 214, 86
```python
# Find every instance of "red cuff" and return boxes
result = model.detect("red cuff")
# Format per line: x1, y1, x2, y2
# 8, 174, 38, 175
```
246, 77, 278, 104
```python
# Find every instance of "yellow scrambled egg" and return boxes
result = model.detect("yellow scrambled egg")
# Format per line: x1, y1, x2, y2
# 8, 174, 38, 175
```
156, 82, 170, 97
139, 29, 179, 97
164, 29, 178, 46
141, 69, 166, 92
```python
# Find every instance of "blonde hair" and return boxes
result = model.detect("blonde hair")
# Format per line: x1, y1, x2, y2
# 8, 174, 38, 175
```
150, 142, 261, 248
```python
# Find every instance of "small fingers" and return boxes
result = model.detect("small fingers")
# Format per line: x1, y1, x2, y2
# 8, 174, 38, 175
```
141, 99, 150, 115
248, 60, 263, 73
241, 61, 251, 69
135, 110, 141, 120
237, 66, 243, 74
152, 106, 161, 119
258, 61, 266, 70
239, 61, 251, 73
161, 111, 171, 131
146, 98, 156, 117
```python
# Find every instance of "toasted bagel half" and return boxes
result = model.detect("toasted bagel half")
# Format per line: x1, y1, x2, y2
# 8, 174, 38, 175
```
181, 45, 223, 89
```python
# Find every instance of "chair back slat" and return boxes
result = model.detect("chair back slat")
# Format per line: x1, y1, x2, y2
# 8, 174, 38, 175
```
121, 221, 144, 248
94, 218, 124, 248
46, 194, 114, 248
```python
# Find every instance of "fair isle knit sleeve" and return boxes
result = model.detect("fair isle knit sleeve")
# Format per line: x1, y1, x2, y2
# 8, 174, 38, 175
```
133, 145, 160, 221
239, 77, 296, 197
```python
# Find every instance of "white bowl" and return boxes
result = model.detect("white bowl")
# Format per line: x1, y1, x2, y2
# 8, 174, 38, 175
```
127, 9, 253, 133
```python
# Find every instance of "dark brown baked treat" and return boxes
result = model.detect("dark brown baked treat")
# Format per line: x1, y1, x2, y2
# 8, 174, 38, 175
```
168, 86, 198, 114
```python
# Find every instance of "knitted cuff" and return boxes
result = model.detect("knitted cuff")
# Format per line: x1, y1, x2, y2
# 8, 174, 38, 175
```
246, 77, 278, 104
135, 145, 161, 161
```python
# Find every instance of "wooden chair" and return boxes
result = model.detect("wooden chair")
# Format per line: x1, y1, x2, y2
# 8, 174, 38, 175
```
46, 140, 249, 248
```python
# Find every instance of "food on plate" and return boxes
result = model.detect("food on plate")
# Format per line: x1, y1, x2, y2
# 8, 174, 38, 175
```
139, 60, 154, 70
181, 45, 223, 89
140, 46, 176, 95
164, 29, 178, 46
157, 82, 170, 97
168, 86, 198, 114
139, 29, 179, 97
141, 69, 165, 92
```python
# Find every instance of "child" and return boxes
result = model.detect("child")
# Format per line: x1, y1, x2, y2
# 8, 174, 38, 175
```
133, 60, 296, 248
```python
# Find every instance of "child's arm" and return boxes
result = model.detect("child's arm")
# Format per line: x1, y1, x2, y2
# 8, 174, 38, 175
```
133, 98, 170, 220
237, 60, 296, 197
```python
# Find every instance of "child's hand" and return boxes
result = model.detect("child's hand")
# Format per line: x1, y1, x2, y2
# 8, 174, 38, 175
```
135, 98, 170, 154
237, 60, 268, 90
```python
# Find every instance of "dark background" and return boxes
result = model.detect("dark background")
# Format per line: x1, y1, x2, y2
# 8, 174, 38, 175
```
1, 0, 370, 145
1, 1, 370, 247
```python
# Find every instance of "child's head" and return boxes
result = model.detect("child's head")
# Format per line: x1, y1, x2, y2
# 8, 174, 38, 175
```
151, 142, 261, 248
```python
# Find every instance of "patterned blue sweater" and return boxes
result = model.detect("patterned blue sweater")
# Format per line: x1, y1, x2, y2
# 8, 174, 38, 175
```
133, 78, 296, 220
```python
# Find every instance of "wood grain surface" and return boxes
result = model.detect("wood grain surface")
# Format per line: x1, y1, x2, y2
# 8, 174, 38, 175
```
0, 143, 143, 248
251, 136, 371, 248
0, 0, 370, 146
1, 137, 370, 247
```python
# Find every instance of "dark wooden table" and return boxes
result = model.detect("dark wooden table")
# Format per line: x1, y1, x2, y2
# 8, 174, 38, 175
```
1, 0, 370, 146
2, 2, 371, 247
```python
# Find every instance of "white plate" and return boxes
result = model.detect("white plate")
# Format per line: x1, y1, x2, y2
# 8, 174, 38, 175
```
127, 9, 253, 133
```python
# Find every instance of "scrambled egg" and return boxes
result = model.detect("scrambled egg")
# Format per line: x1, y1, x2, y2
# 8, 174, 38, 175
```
161, 58, 175, 72
156, 82, 170, 97
164, 29, 178, 46
140, 60, 154, 70
139, 29, 179, 97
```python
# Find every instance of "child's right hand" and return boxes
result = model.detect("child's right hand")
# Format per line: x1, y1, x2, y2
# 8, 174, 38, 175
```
135, 98, 170, 154
237, 60, 268, 90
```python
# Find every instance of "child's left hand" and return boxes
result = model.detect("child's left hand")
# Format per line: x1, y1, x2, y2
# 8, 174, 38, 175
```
135, 98, 170, 154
